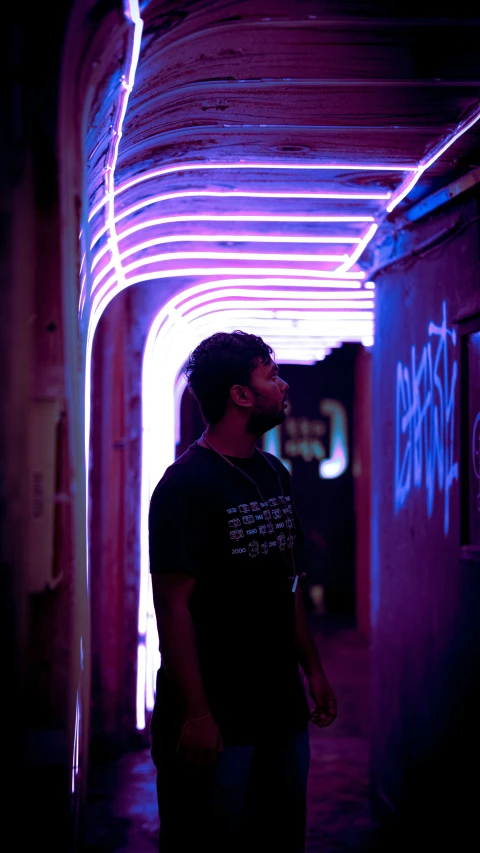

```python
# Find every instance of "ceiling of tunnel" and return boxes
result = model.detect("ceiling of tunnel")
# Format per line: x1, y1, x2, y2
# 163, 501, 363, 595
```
82, 0, 480, 360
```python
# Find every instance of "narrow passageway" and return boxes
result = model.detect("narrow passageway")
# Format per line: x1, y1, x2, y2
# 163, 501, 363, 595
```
306, 615, 376, 852
82, 613, 378, 853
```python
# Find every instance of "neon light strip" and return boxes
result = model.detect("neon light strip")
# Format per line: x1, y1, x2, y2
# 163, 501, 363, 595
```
85, 0, 143, 456
184, 306, 375, 322
71, 690, 80, 794
116, 225, 361, 245
78, 273, 87, 313
87, 18, 141, 394
90, 213, 375, 250
335, 223, 378, 273
88, 160, 415, 218
116, 0, 146, 732
175, 291, 375, 315
182, 287, 374, 301
136, 643, 146, 732
145, 606, 159, 711
173, 282, 372, 309
91, 232, 358, 273
182, 295, 375, 313
120, 246, 349, 264
173, 372, 188, 446
187, 317, 373, 339
91, 266, 365, 313
80, 1, 146, 732
190, 320, 374, 337
114, 261, 366, 281
173, 278, 368, 304
103, 0, 143, 293
386, 106, 480, 213
118, 228, 361, 246
88, 276, 368, 349
90, 249, 352, 293
87, 281, 368, 366
92, 188, 391, 230
91, 274, 364, 317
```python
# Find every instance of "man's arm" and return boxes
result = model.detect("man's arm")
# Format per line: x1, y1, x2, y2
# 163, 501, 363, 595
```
152, 573, 210, 718
294, 584, 337, 727
294, 583, 325, 678
151, 572, 223, 763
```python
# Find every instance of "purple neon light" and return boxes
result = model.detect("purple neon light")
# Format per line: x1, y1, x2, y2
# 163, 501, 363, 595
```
186, 306, 374, 323
90, 214, 371, 254
176, 288, 373, 308
119, 245, 349, 264
336, 223, 378, 273
80, 0, 147, 732
189, 312, 373, 330
102, 1, 143, 301
88, 161, 415, 219
180, 290, 374, 309
71, 690, 80, 794
183, 302, 374, 318
89, 187, 390, 223
91, 250, 357, 293
91, 267, 365, 312
85, 0, 144, 510
141, 282, 375, 343
386, 104, 480, 213
88, 277, 368, 351
118, 227, 361, 245
78, 273, 87, 311
90, 232, 359, 272
90, 208, 376, 249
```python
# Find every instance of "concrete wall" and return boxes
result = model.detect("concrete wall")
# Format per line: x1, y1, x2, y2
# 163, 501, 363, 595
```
370, 190, 480, 849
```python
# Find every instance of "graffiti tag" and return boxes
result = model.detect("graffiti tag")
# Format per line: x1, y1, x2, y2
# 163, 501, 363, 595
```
394, 301, 458, 535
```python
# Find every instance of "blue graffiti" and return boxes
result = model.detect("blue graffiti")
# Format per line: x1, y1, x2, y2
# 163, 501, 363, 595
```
394, 301, 458, 535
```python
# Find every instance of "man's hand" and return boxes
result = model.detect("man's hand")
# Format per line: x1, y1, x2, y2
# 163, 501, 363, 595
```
307, 670, 337, 728
177, 714, 224, 768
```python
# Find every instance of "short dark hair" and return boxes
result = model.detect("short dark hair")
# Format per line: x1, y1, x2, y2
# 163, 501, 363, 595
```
184, 330, 273, 425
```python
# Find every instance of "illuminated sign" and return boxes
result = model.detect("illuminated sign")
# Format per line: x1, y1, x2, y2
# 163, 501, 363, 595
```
263, 400, 349, 479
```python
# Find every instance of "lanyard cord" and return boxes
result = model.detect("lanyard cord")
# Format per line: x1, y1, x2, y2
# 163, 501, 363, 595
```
198, 432, 304, 592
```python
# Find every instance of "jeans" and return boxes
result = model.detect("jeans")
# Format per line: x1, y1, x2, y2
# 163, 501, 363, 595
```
152, 728, 310, 853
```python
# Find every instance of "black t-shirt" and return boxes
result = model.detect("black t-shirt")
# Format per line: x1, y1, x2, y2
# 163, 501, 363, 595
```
148, 440, 311, 744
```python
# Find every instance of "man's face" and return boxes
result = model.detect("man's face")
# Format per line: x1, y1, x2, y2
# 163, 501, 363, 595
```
246, 357, 289, 436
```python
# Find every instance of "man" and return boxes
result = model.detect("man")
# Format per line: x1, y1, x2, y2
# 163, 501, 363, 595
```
149, 330, 337, 853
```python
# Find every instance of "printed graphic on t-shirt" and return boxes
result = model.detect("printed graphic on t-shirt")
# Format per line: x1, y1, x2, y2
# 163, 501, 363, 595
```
227, 493, 297, 558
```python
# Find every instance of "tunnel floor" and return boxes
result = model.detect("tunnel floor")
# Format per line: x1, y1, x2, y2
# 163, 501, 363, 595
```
81, 612, 379, 852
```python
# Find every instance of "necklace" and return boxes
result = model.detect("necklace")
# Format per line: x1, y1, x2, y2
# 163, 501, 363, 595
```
199, 431, 304, 592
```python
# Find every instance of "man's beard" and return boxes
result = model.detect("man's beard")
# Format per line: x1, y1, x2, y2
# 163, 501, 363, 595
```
246, 396, 286, 437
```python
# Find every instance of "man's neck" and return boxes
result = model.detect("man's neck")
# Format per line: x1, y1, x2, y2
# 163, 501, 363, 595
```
201, 423, 257, 458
